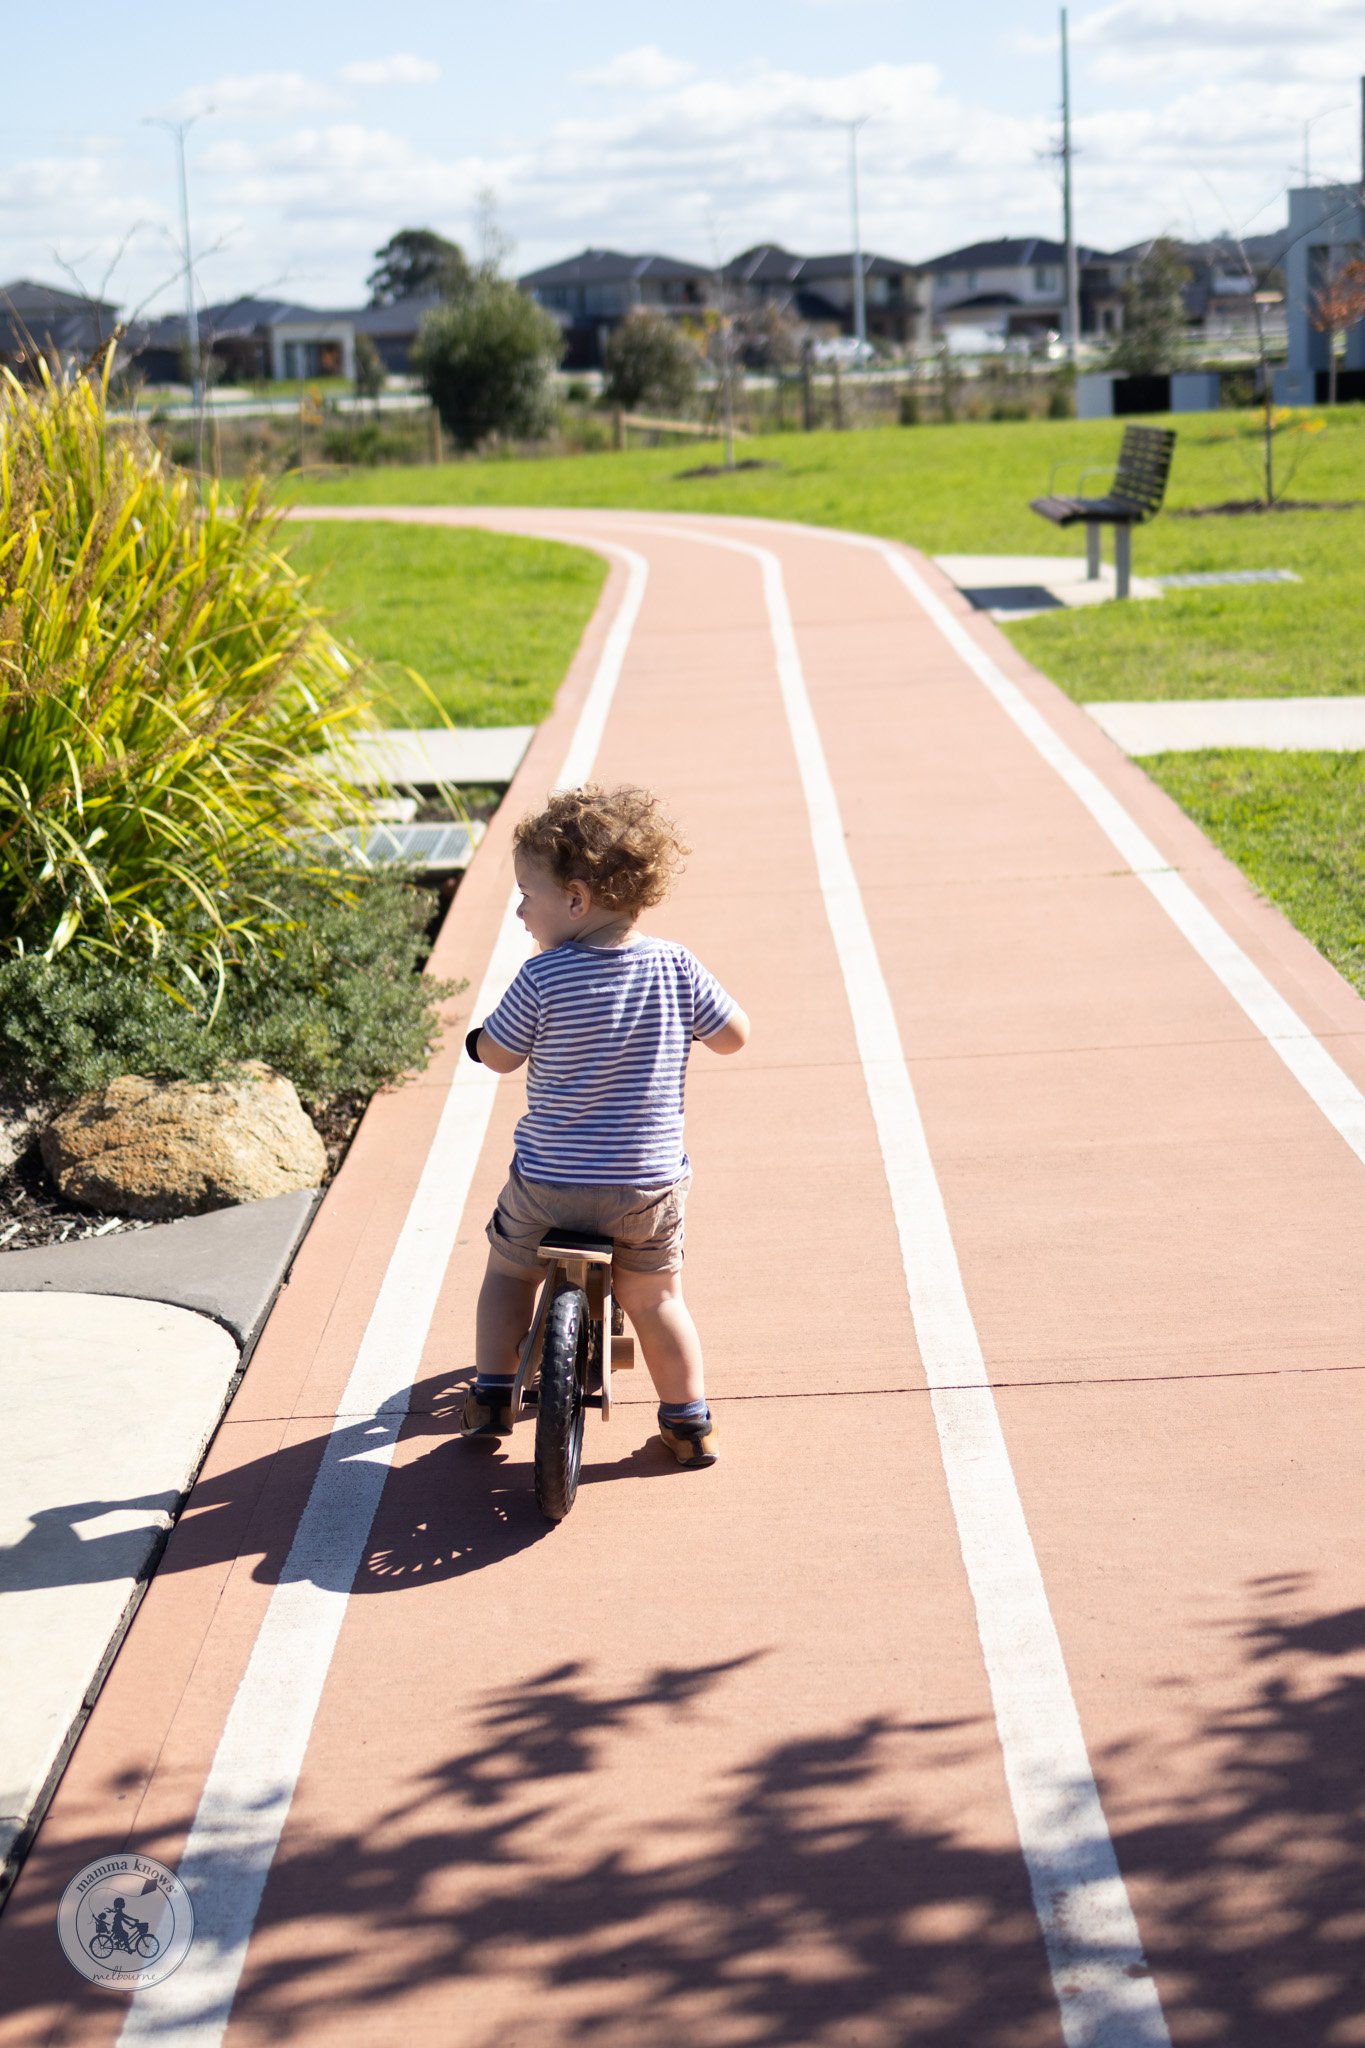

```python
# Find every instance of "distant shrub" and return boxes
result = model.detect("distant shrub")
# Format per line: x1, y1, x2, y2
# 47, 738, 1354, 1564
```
603, 309, 700, 415
898, 390, 921, 426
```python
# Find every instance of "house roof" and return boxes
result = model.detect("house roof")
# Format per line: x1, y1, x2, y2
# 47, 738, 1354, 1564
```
0, 279, 119, 317
519, 247, 713, 289
724, 243, 916, 284
139, 298, 357, 346
922, 237, 1116, 272
940, 292, 1026, 311
352, 293, 443, 335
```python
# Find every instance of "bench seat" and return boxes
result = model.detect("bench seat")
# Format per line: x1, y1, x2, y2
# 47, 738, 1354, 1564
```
1028, 425, 1176, 597
1030, 493, 1148, 526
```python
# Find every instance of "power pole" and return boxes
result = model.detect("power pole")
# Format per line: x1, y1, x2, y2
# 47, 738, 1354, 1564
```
1060, 9, 1081, 361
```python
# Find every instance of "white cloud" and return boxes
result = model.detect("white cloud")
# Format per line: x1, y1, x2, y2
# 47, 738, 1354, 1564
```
577, 46, 698, 91
18, 42, 1360, 319
165, 71, 343, 123
1072, 0, 1358, 49
339, 54, 441, 88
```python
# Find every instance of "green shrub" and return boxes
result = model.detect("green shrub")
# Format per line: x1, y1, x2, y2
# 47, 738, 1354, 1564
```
603, 309, 700, 415
319, 419, 412, 466
0, 358, 376, 970
413, 277, 562, 450
898, 390, 921, 426
0, 864, 457, 1105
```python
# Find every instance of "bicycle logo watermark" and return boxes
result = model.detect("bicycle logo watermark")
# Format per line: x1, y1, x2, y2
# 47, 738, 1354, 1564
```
57, 1853, 194, 1990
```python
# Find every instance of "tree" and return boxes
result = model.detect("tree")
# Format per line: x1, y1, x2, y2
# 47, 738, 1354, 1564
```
412, 276, 563, 449
1106, 238, 1190, 374
367, 229, 471, 306
1310, 256, 1365, 406
602, 309, 700, 413
353, 332, 385, 407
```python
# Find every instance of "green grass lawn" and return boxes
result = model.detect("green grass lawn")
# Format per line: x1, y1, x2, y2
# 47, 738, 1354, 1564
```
285, 408, 1365, 705
1144, 751, 1365, 998
282, 521, 607, 726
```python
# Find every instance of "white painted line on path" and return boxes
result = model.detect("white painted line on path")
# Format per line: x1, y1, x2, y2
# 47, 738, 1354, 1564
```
118, 542, 649, 2047
631, 520, 1170, 2048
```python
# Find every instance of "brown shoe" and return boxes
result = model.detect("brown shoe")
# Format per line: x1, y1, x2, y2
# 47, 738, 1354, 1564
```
658, 1413, 718, 1468
459, 1386, 514, 1437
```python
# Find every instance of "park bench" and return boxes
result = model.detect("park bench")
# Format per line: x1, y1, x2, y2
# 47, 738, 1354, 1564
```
1030, 424, 1176, 599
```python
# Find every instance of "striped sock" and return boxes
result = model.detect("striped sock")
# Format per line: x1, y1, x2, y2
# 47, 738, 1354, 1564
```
474, 1373, 515, 1395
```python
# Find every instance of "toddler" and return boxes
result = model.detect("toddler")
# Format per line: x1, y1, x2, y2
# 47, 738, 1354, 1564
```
462, 783, 748, 1466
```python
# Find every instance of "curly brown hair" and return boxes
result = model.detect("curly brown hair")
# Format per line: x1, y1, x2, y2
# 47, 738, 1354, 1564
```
512, 784, 688, 916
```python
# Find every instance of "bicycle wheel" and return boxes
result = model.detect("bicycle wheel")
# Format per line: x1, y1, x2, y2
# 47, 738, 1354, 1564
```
534, 1285, 587, 1522
136, 1931, 160, 1960
90, 1934, 113, 1960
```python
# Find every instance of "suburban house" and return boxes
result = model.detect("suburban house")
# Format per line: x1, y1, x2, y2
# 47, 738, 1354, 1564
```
518, 249, 714, 368
134, 298, 358, 385
0, 280, 121, 376
922, 238, 1126, 342
1108, 233, 1288, 343
722, 244, 930, 349
351, 293, 442, 374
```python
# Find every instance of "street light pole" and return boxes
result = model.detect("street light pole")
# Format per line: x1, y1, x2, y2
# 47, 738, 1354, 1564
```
146, 112, 206, 473
848, 116, 868, 353
1060, 8, 1080, 363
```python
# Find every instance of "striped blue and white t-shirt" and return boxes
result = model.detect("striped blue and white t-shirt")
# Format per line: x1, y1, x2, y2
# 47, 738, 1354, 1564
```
482, 935, 735, 1186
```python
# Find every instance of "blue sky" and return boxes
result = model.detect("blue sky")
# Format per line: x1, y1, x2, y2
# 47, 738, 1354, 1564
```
6, 1, 1362, 316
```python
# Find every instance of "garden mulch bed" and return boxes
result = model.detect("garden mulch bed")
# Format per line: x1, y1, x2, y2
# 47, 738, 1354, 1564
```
1171, 498, 1365, 517
674, 458, 783, 480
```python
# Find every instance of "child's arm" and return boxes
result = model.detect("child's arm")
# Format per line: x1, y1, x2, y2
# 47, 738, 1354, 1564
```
699, 1005, 750, 1055
467, 1026, 527, 1074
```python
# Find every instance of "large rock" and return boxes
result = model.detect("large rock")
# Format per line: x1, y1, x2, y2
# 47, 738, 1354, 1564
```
41, 1064, 327, 1220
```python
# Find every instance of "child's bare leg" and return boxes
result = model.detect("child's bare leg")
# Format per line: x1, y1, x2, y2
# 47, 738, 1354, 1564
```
612, 1266, 706, 1405
475, 1251, 542, 1380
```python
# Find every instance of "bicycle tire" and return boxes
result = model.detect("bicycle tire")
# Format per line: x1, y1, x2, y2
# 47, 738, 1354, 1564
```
534, 1285, 587, 1522
136, 1932, 160, 1960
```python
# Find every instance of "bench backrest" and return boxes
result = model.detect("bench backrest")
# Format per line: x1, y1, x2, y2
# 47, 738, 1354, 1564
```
1112, 425, 1176, 517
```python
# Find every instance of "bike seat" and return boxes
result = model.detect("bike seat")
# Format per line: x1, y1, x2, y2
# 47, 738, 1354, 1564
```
538, 1228, 614, 1264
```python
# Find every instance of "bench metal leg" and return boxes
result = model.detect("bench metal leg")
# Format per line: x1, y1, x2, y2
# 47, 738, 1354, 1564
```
1085, 522, 1102, 580
1114, 525, 1132, 600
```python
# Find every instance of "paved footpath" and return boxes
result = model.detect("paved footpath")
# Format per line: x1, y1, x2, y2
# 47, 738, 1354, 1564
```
3, 511, 1364, 2048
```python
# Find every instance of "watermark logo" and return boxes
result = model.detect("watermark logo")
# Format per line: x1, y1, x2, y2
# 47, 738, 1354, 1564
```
57, 1853, 194, 1990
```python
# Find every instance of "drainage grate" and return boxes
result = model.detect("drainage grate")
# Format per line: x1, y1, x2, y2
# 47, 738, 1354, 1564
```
1151, 569, 1301, 589
318, 820, 485, 873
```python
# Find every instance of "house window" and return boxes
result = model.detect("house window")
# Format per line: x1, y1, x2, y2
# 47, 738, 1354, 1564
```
1034, 266, 1057, 291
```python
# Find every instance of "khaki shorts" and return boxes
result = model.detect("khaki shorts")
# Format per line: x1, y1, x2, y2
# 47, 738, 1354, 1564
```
486, 1162, 691, 1275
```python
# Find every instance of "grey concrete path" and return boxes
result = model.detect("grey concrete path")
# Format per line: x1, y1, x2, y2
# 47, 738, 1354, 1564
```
0, 1294, 240, 1880
1086, 695, 1365, 754
320, 724, 535, 788
933, 552, 1163, 616
0, 1190, 317, 1896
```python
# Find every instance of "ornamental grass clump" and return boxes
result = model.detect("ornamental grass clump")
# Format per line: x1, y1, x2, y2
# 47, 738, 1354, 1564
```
0, 356, 376, 977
